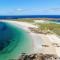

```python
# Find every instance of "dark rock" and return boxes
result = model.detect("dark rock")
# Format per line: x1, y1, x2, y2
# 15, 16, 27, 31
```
18, 53, 60, 60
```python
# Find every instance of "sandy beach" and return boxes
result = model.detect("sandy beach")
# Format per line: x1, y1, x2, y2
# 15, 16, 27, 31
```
1, 20, 60, 57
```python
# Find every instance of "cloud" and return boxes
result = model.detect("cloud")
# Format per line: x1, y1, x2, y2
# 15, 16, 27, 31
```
46, 8, 60, 12
0, 8, 60, 15
16, 8, 24, 11
22, 8, 60, 12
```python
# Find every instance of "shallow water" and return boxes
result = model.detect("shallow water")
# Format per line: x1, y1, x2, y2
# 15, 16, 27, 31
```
0, 22, 32, 60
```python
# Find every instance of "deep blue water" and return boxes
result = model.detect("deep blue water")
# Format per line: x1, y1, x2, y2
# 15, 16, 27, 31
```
0, 22, 14, 51
0, 15, 60, 19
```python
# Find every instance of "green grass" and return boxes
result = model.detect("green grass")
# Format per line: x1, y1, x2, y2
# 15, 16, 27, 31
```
16, 18, 34, 23
36, 23, 60, 35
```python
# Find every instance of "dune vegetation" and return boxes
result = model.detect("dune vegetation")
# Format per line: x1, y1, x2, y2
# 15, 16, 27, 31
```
35, 23, 60, 35
16, 19, 60, 35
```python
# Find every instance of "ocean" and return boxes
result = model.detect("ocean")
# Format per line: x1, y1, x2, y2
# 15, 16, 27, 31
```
0, 15, 60, 19
0, 22, 32, 60
0, 15, 60, 23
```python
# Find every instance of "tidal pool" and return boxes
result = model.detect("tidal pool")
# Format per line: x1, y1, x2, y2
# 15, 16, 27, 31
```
0, 21, 32, 60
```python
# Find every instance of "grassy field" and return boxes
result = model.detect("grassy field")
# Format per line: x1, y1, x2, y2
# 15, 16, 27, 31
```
35, 23, 60, 35
16, 18, 34, 23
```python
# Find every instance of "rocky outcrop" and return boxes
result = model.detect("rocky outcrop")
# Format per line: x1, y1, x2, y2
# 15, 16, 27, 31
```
18, 53, 60, 60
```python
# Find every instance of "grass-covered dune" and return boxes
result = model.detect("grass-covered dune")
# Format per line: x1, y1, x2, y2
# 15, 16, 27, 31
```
35, 23, 60, 35
14, 19, 60, 35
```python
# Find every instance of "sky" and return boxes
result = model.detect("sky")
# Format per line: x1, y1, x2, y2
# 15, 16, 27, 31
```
0, 0, 60, 15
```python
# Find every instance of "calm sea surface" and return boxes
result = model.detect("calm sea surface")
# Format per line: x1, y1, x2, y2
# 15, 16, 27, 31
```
0, 22, 32, 60
0, 15, 60, 19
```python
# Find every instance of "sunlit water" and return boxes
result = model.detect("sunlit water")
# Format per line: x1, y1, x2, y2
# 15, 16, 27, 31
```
0, 21, 32, 60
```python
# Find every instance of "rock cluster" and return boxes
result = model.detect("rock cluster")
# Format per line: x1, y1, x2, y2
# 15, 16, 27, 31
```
18, 53, 60, 60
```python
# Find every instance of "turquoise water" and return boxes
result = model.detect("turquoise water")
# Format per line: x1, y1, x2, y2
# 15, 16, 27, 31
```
0, 22, 32, 60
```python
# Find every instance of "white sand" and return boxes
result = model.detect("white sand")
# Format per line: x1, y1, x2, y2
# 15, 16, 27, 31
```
34, 20, 46, 23
46, 34, 60, 43
46, 34, 60, 57
1, 20, 60, 56
2, 20, 38, 31
29, 33, 43, 53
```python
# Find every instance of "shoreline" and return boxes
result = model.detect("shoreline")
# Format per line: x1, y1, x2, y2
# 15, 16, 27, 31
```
7, 20, 60, 57
0, 20, 60, 59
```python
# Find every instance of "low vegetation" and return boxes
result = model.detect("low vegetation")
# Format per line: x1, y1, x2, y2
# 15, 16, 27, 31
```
16, 19, 60, 35
16, 18, 34, 23
35, 23, 60, 35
